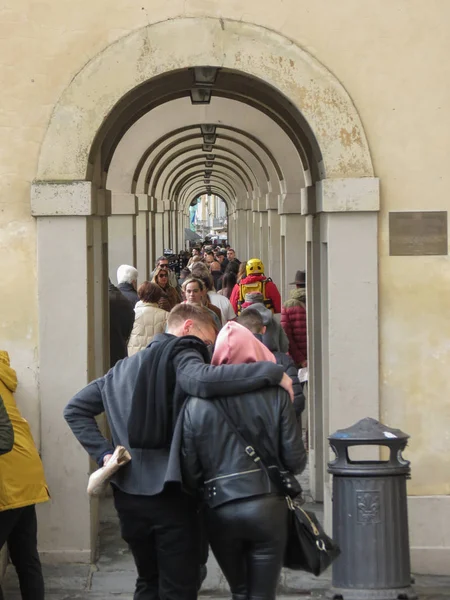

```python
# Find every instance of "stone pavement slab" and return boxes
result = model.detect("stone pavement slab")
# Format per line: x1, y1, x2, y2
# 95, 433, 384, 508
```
3, 492, 450, 599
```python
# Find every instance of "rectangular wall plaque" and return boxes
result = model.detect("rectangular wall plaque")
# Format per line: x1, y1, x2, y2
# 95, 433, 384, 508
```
389, 211, 448, 256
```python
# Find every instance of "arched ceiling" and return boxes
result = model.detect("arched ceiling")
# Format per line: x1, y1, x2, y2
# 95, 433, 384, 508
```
104, 68, 320, 215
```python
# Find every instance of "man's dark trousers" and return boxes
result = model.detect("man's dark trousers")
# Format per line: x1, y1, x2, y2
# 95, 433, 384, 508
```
0, 504, 45, 600
113, 485, 200, 600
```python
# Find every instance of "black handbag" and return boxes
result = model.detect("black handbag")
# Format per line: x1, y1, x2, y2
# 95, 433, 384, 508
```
283, 496, 340, 575
212, 401, 340, 576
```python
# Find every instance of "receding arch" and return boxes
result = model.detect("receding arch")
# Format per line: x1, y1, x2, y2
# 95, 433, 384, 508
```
172, 169, 243, 201
149, 145, 262, 199
178, 174, 238, 203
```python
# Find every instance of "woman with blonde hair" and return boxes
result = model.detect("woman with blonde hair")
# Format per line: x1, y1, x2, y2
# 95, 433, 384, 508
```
128, 282, 169, 356
152, 266, 180, 311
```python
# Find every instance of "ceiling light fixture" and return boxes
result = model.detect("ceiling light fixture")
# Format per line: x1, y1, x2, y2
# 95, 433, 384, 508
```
192, 67, 219, 86
190, 88, 212, 105
203, 134, 217, 145
200, 124, 216, 135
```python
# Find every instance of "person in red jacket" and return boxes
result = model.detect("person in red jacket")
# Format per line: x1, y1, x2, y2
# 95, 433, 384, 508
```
230, 258, 281, 315
281, 271, 307, 368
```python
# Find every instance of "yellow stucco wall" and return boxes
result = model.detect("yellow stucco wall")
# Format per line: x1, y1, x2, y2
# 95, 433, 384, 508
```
1, 0, 450, 495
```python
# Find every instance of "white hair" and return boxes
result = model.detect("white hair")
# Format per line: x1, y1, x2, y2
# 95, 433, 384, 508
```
117, 265, 138, 284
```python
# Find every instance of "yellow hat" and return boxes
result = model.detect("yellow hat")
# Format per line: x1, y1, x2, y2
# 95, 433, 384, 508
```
246, 258, 264, 276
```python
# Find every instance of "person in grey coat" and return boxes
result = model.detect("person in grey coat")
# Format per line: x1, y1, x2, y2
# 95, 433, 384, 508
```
64, 303, 293, 600
240, 292, 289, 353
0, 395, 13, 455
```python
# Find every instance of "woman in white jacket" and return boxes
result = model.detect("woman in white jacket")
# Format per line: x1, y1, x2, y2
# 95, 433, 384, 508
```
127, 282, 169, 356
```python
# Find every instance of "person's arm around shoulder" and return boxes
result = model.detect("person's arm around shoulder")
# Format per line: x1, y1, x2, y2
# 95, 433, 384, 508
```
0, 395, 14, 455
174, 347, 294, 401
63, 379, 114, 466
278, 390, 307, 475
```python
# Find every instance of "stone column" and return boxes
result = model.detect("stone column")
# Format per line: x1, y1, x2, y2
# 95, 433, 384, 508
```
300, 187, 324, 502
311, 178, 380, 532
171, 200, 178, 253
228, 209, 236, 248
148, 197, 157, 271
31, 181, 109, 562
259, 211, 269, 273
163, 200, 171, 252
154, 200, 164, 259
266, 193, 281, 290
251, 210, 260, 258
245, 210, 253, 259
108, 193, 138, 282
136, 194, 150, 282
235, 208, 249, 260
279, 193, 304, 301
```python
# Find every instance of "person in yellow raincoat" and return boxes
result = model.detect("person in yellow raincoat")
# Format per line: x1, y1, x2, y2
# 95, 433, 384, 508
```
0, 351, 49, 600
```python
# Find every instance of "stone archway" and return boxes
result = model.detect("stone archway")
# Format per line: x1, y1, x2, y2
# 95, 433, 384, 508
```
31, 17, 379, 560
35, 17, 373, 181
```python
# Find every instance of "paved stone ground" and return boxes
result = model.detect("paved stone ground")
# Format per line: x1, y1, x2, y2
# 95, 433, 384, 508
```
4, 495, 450, 599
3, 459, 450, 598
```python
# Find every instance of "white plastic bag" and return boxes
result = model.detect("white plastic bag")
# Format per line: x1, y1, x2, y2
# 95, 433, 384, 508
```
298, 367, 308, 383
87, 446, 131, 497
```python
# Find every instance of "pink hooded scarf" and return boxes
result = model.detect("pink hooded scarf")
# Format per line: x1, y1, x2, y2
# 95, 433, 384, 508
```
211, 321, 276, 366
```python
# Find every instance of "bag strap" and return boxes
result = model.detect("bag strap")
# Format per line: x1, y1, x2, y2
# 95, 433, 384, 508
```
212, 401, 285, 494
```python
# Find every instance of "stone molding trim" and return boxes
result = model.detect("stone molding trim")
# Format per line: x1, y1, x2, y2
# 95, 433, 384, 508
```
31, 181, 94, 216
110, 193, 138, 215
315, 177, 380, 214
36, 17, 373, 182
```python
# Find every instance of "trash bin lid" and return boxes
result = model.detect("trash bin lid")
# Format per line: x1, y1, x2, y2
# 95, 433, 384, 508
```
328, 417, 409, 444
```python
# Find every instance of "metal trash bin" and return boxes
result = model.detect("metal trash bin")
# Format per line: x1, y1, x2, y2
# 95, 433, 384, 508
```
328, 418, 416, 600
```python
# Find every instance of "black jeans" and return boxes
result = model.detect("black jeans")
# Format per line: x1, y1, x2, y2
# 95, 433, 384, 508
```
207, 495, 288, 600
0, 504, 44, 600
113, 486, 201, 600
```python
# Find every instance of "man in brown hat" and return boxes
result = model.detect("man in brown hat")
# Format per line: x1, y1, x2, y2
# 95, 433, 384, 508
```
290, 270, 306, 288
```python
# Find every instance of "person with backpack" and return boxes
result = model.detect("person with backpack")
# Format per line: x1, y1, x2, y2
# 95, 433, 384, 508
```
229, 258, 281, 315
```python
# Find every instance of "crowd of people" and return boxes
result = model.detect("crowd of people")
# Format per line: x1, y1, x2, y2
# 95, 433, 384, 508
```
0, 242, 309, 600
110, 244, 308, 373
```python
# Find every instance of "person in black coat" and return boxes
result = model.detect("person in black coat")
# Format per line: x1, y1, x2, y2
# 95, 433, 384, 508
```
108, 279, 135, 367
117, 265, 139, 306
237, 309, 305, 424
181, 322, 306, 600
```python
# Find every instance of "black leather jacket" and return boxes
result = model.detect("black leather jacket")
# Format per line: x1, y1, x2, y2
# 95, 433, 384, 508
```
181, 387, 307, 508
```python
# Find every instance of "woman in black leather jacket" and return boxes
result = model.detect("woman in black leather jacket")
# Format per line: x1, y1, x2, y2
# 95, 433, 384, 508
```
182, 321, 307, 600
